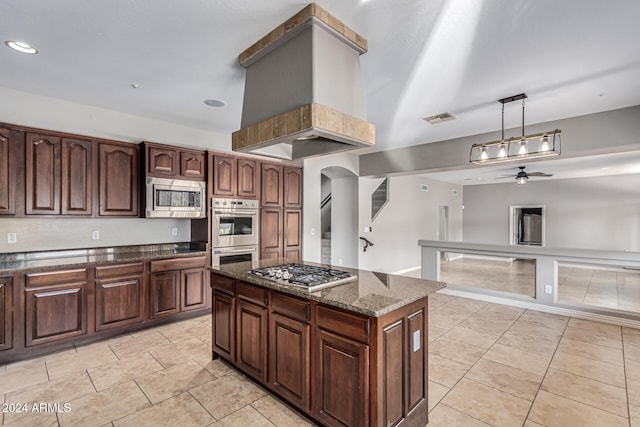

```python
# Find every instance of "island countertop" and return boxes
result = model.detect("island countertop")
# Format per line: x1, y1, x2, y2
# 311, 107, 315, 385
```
209, 259, 446, 317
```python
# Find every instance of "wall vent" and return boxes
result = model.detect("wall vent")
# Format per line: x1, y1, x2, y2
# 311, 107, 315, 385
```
451, 189, 459, 196
371, 178, 389, 221
423, 112, 457, 124
420, 184, 429, 192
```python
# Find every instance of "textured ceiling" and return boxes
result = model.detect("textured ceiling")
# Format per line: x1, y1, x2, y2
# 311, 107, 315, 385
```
1, 0, 640, 156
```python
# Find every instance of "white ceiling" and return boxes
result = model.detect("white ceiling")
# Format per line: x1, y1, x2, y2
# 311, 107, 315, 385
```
1, 1, 640, 161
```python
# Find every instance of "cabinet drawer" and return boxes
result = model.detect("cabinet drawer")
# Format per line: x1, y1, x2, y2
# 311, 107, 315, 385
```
150, 256, 206, 272
315, 304, 370, 344
272, 292, 309, 323
95, 262, 144, 279
211, 274, 235, 296
237, 281, 268, 307
26, 269, 88, 287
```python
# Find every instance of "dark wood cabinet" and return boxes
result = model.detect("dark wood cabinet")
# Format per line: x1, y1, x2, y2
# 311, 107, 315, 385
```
99, 142, 139, 216
180, 151, 206, 180
212, 289, 235, 361
180, 267, 207, 312
237, 158, 260, 198
212, 154, 236, 196
24, 269, 88, 347
25, 132, 61, 215
150, 256, 208, 319
260, 208, 283, 259
283, 209, 302, 261
61, 138, 93, 215
95, 263, 145, 331
284, 166, 302, 208
0, 127, 16, 215
269, 293, 310, 410
0, 277, 13, 351
236, 283, 268, 382
147, 145, 178, 177
261, 163, 283, 207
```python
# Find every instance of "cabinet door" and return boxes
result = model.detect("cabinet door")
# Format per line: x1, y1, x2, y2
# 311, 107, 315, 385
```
180, 151, 206, 180
260, 208, 282, 259
95, 276, 144, 331
213, 155, 236, 195
212, 290, 235, 361
283, 167, 302, 208
99, 143, 139, 216
147, 145, 178, 177
0, 127, 16, 215
236, 299, 268, 382
261, 163, 283, 207
25, 281, 88, 347
237, 158, 259, 198
180, 268, 207, 312
26, 133, 61, 215
283, 209, 302, 261
150, 270, 180, 319
61, 138, 93, 215
269, 312, 310, 410
313, 329, 370, 427
0, 278, 13, 351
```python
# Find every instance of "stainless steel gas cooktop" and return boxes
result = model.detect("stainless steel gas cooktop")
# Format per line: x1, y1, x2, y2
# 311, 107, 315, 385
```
250, 263, 357, 291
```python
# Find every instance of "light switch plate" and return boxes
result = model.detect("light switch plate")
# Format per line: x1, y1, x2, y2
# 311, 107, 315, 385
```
92, 230, 100, 240
171, 227, 178, 236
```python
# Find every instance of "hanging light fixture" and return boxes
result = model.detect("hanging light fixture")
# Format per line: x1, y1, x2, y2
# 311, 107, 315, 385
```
470, 93, 561, 164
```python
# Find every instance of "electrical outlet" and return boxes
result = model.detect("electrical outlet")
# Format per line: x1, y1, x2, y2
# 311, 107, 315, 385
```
7, 232, 17, 244
171, 227, 178, 236
310, 228, 315, 236
92, 230, 100, 240
364, 226, 372, 233
545, 285, 552, 294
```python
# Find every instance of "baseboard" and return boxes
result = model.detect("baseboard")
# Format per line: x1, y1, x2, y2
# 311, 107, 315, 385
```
392, 265, 421, 275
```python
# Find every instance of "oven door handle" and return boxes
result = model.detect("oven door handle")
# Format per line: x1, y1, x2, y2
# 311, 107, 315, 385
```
213, 210, 258, 216
213, 247, 257, 254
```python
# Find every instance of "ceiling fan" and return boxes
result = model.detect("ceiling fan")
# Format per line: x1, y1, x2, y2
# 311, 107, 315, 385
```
497, 166, 553, 184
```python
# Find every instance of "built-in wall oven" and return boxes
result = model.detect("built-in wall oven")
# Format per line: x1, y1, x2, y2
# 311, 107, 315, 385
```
211, 198, 259, 267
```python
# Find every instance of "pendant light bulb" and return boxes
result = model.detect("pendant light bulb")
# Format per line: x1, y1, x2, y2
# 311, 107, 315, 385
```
516, 176, 527, 185
498, 143, 507, 158
480, 146, 488, 161
518, 139, 528, 155
540, 135, 550, 152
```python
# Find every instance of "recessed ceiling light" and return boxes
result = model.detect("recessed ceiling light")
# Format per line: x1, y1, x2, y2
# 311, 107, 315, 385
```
204, 99, 226, 108
601, 167, 610, 171
130, 83, 141, 89
5, 40, 38, 54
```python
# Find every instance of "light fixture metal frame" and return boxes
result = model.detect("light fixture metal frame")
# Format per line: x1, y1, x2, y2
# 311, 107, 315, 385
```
470, 93, 562, 165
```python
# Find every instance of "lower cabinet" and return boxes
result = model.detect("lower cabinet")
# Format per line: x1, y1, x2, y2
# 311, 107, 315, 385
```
150, 256, 208, 319
236, 298, 268, 382
0, 277, 13, 351
212, 289, 235, 361
24, 269, 88, 346
95, 262, 145, 331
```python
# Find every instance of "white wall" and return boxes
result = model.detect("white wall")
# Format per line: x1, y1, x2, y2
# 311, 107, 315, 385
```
0, 218, 192, 253
358, 175, 463, 273
463, 174, 640, 250
330, 175, 359, 268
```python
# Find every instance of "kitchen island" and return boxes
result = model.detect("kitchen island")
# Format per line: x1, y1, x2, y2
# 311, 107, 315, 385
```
210, 259, 445, 427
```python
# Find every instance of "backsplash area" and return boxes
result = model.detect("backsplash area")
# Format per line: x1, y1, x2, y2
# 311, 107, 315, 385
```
0, 218, 192, 253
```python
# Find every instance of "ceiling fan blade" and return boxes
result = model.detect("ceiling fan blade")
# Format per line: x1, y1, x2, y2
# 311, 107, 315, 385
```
527, 172, 554, 177
494, 175, 515, 179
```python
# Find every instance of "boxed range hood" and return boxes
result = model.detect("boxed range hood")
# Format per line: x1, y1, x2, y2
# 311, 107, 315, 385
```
232, 3, 375, 160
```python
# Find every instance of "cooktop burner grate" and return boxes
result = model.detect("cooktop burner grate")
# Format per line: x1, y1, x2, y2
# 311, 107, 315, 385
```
250, 263, 356, 290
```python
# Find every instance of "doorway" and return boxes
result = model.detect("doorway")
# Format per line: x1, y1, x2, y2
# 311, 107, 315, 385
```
510, 205, 545, 246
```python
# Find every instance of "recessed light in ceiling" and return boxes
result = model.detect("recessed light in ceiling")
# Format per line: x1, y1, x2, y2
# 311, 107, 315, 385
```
423, 112, 456, 124
204, 99, 226, 108
601, 167, 610, 171
5, 40, 38, 54
130, 83, 141, 89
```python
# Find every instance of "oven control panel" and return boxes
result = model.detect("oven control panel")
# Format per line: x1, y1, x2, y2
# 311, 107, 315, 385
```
212, 198, 258, 209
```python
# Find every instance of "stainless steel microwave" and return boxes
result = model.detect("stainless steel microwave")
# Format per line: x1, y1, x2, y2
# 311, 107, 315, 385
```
145, 177, 206, 218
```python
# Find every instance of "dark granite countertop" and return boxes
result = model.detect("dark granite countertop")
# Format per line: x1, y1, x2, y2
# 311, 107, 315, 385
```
210, 259, 446, 317
0, 242, 208, 274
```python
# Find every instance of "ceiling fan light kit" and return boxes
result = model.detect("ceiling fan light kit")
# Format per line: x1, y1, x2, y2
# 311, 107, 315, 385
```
470, 93, 561, 165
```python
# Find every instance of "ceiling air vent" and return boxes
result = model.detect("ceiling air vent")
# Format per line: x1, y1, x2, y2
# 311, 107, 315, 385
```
423, 112, 457, 124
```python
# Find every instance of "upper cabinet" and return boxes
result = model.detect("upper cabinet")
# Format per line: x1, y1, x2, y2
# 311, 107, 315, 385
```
209, 152, 260, 199
99, 142, 139, 217
0, 127, 17, 215
144, 142, 206, 181
25, 133, 61, 215
61, 138, 93, 215
284, 166, 302, 208
261, 163, 283, 207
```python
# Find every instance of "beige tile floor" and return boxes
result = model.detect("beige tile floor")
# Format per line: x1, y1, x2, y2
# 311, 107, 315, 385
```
1, 295, 640, 426
437, 255, 640, 313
